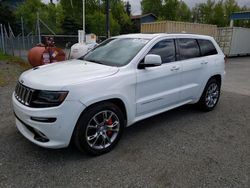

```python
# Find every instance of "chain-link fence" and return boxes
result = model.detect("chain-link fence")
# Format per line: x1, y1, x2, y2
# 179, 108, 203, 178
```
41, 35, 78, 49
0, 34, 40, 60
0, 24, 78, 61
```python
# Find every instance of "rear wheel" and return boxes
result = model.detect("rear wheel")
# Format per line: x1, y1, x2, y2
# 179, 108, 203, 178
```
73, 102, 124, 155
197, 78, 221, 111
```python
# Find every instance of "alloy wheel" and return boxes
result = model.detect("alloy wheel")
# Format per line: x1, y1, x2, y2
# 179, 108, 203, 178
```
85, 110, 120, 150
205, 83, 219, 108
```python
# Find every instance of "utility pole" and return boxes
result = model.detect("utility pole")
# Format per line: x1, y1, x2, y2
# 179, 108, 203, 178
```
36, 12, 41, 43
106, 0, 110, 38
83, 0, 85, 41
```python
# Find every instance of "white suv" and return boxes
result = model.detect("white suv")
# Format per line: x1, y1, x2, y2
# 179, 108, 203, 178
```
12, 34, 225, 155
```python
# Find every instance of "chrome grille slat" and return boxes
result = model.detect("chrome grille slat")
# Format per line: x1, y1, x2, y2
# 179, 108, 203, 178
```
24, 90, 30, 105
15, 82, 34, 106
19, 86, 22, 100
17, 84, 20, 97
16, 83, 20, 98
15, 84, 18, 96
28, 90, 34, 104
21, 87, 25, 102
23, 88, 28, 104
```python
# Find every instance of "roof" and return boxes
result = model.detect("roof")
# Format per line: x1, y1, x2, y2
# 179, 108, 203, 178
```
230, 11, 250, 20
115, 33, 161, 39
131, 13, 157, 20
114, 33, 214, 40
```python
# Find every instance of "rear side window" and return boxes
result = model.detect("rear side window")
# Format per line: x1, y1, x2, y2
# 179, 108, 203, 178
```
177, 39, 200, 60
198, 39, 218, 56
148, 39, 175, 63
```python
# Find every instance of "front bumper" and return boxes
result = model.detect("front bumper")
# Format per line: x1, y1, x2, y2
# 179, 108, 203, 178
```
12, 93, 85, 149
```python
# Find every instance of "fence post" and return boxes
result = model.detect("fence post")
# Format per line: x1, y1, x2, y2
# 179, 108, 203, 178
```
17, 34, 21, 57
27, 33, 30, 49
3, 25, 9, 55
21, 17, 26, 52
0, 24, 5, 53
8, 23, 15, 56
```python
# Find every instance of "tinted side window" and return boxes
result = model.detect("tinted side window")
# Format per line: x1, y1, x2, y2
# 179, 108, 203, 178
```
148, 39, 175, 63
198, 39, 218, 56
177, 39, 200, 60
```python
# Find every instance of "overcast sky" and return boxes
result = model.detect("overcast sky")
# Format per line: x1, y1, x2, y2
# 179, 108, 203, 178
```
42, 0, 250, 15
127, 0, 250, 15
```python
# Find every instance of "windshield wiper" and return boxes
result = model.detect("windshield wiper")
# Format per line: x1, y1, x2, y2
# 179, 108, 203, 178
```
85, 59, 104, 65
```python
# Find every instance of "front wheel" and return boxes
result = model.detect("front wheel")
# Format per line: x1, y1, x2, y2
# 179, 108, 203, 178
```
73, 102, 125, 155
197, 78, 221, 111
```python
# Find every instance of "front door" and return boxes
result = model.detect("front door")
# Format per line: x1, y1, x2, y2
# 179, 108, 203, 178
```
136, 39, 182, 116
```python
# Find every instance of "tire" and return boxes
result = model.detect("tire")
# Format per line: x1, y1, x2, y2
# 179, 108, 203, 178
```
197, 78, 221, 112
73, 102, 125, 155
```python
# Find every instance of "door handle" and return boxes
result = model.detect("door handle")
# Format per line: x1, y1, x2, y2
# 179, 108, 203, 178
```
171, 66, 180, 71
201, 61, 208, 65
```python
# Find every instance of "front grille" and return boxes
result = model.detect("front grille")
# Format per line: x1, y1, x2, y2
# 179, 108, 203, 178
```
15, 82, 34, 106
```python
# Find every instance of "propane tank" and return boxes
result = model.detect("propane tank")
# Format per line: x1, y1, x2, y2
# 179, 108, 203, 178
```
70, 43, 89, 59
69, 31, 97, 59
28, 37, 66, 67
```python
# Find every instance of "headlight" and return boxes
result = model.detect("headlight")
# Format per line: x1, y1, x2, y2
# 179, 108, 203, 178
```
30, 90, 68, 108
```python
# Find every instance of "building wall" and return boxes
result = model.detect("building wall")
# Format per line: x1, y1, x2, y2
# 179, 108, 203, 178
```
132, 15, 157, 33
141, 20, 217, 37
141, 16, 157, 24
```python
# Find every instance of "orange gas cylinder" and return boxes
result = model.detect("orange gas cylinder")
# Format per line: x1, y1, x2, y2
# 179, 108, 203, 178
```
28, 46, 66, 67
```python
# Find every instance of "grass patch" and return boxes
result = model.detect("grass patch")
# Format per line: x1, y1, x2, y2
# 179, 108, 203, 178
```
0, 72, 6, 86
0, 52, 31, 87
0, 67, 23, 87
0, 52, 31, 69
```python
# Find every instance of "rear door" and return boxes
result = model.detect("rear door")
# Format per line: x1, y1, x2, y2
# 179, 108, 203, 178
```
176, 38, 207, 101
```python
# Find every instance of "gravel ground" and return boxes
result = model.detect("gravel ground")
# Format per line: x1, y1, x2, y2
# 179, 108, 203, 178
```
0, 57, 249, 188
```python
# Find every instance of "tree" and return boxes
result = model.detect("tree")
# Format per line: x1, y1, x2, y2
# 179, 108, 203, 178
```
141, 0, 163, 17
60, 0, 127, 35
86, 11, 120, 36
162, 0, 180, 21
42, 3, 64, 34
0, 1, 18, 34
202, 0, 216, 24
141, 0, 191, 22
60, 0, 87, 30
15, 0, 64, 34
191, 0, 250, 27
176, 0, 191, 22
224, 0, 240, 25
62, 16, 82, 35
15, 0, 46, 33
213, 1, 226, 27
109, 0, 132, 34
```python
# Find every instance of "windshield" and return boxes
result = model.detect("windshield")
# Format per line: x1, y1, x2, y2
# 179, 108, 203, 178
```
83, 38, 149, 67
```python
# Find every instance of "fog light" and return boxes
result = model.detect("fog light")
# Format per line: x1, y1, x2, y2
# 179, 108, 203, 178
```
30, 117, 56, 123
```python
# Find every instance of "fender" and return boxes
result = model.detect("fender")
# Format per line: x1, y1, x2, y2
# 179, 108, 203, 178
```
79, 94, 135, 126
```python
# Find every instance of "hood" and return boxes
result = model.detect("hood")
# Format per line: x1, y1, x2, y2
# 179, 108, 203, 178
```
20, 60, 119, 90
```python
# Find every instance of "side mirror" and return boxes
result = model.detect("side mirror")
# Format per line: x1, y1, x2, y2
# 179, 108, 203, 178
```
138, 54, 162, 69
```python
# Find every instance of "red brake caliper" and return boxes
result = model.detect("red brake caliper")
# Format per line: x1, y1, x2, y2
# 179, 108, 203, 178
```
106, 118, 113, 137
